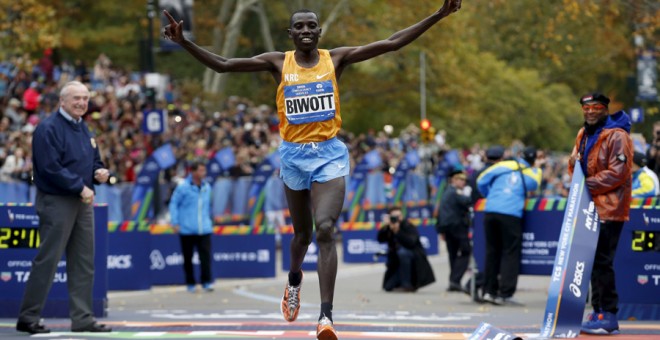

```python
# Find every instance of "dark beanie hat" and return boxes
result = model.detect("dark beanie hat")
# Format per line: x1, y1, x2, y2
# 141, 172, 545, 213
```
485, 145, 505, 160
633, 151, 647, 167
580, 92, 610, 106
522, 146, 537, 165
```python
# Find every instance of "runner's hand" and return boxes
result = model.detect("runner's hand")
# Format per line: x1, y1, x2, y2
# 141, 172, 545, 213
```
163, 10, 185, 44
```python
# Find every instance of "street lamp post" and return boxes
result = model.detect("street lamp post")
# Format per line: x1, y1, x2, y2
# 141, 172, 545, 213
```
146, 0, 156, 73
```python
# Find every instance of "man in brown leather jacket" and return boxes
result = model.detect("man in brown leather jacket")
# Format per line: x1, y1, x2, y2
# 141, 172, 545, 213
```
568, 92, 633, 336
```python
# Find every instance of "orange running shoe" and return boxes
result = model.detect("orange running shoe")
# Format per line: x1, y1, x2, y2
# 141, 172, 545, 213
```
280, 271, 303, 322
316, 316, 338, 340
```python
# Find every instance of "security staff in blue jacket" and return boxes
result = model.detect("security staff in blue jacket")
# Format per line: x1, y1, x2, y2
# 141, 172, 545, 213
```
169, 161, 214, 292
476, 146, 542, 305
17, 81, 111, 334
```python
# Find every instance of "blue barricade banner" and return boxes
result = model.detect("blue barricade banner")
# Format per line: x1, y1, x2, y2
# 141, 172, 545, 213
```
341, 222, 438, 263
95, 184, 124, 222
149, 226, 277, 284
281, 231, 318, 271
131, 157, 160, 221
403, 173, 428, 204
215, 147, 236, 170
212, 178, 233, 219
107, 229, 151, 291
232, 177, 251, 215
346, 170, 368, 221
213, 234, 276, 278
264, 176, 287, 211
249, 153, 278, 228
0, 181, 30, 203
540, 163, 599, 338
0, 204, 108, 318
364, 172, 386, 206
614, 202, 660, 319
388, 154, 412, 205
148, 234, 191, 285
342, 230, 389, 263
205, 158, 223, 183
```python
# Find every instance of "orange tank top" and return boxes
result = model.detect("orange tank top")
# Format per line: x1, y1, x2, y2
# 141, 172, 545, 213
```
276, 49, 341, 143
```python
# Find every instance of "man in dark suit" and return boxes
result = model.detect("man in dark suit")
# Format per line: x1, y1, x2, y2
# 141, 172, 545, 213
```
16, 81, 111, 334
437, 169, 472, 293
377, 206, 435, 292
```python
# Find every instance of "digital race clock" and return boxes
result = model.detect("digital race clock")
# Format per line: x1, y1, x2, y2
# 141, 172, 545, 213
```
0, 227, 41, 249
632, 230, 659, 252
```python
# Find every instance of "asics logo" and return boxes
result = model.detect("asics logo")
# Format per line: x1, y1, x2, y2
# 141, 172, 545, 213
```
316, 72, 332, 79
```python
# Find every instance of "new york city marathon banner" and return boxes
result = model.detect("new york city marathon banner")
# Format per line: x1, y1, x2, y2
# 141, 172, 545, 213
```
540, 162, 599, 338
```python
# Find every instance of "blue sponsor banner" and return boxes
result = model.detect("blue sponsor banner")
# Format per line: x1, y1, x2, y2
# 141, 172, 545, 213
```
389, 154, 411, 205
152, 143, 176, 169
342, 224, 438, 263
540, 163, 599, 338
149, 234, 188, 285
135, 157, 161, 186
281, 232, 318, 271
0, 205, 108, 318
149, 233, 276, 284
630, 107, 644, 124
213, 234, 276, 278
418, 225, 439, 256
142, 109, 167, 134
468, 322, 521, 340
342, 230, 389, 263
107, 232, 151, 291
0, 181, 30, 203
249, 153, 279, 227
214, 147, 235, 171
205, 158, 223, 183
405, 205, 434, 221
283, 80, 336, 125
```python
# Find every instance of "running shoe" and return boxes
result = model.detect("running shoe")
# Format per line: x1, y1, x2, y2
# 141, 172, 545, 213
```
280, 271, 303, 322
316, 316, 338, 340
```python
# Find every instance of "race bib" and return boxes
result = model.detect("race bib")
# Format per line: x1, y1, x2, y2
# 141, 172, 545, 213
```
284, 80, 336, 125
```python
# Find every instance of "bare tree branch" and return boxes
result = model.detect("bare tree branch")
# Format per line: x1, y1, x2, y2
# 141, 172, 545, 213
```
204, 0, 236, 89
251, 1, 275, 51
208, 0, 260, 94
321, 0, 348, 36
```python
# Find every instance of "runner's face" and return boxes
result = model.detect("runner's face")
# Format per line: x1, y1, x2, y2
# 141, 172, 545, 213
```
289, 13, 321, 52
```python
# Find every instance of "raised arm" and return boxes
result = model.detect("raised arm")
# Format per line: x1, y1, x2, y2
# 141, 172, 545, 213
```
331, 0, 461, 72
162, 10, 283, 75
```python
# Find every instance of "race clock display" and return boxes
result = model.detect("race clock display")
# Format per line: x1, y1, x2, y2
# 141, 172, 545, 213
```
0, 227, 41, 249
631, 230, 659, 252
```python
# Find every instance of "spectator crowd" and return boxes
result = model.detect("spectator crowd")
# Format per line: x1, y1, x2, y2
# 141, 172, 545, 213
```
0, 51, 650, 202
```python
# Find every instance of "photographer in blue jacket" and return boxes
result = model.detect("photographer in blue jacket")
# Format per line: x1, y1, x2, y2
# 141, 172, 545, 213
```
169, 161, 214, 292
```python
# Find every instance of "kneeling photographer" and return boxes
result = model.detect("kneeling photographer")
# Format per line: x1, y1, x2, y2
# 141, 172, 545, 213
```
377, 206, 435, 292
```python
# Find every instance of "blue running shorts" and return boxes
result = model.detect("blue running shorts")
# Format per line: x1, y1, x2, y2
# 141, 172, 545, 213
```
278, 137, 350, 191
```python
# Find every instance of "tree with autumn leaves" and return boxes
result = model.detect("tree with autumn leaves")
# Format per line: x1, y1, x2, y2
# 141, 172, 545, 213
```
1, 0, 658, 150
